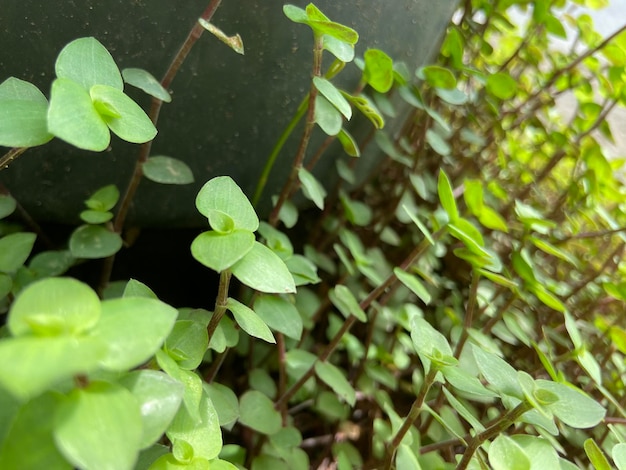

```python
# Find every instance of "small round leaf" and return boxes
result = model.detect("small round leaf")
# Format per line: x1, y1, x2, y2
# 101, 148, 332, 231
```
69, 225, 123, 259
143, 156, 194, 185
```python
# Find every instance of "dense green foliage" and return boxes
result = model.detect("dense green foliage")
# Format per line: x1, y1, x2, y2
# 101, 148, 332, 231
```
1, 1, 626, 469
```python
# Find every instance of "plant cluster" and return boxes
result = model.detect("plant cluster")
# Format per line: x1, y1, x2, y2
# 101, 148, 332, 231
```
1, 1, 626, 469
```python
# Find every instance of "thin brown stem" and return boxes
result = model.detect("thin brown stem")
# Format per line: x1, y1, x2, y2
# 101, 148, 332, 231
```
0, 147, 28, 170
207, 270, 232, 342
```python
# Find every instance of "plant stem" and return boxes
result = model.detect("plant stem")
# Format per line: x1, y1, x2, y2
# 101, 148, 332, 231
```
207, 270, 232, 342
454, 270, 480, 357
384, 367, 439, 468
269, 34, 324, 227
96, 0, 224, 294
456, 401, 532, 470
0, 147, 28, 170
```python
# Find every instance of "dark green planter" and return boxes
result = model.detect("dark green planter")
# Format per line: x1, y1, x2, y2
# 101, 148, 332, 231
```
0, 0, 458, 227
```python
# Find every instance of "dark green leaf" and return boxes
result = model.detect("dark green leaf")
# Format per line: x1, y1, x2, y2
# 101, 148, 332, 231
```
0, 232, 36, 273
238, 390, 282, 435
298, 167, 327, 210
0, 194, 17, 219
315, 361, 356, 406
394, 268, 431, 304
337, 128, 360, 157
254, 295, 303, 340
329, 285, 366, 322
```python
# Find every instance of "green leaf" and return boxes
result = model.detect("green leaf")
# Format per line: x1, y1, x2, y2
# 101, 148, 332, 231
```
204, 382, 239, 428
165, 320, 209, 370
584, 439, 612, 470
612, 443, 626, 470
209, 211, 236, 235
314, 94, 343, 136
0, 194, 17, 219
143, 156, 194, 185
123, 279, 158, 299
166, 389, 222, 461
28, 250, 73, 278
120, 370, 184, 449
55, 381, 142, 470
486, 72, 518, 100
231, 242, 296, 293
298, 167, 327, 210
90, 296, 178, 371
195, 176, 259, 232
90, 84, 157, 144
55, 37, 123, 90
69, 224, 123, 258
0, 78, 53, 147
85, 184, 120, 211
0, 336, 105, 400
421, 65, 456, 89
283, 5, 309, 24
0, 393, 71, 469
323, 36, 354, 62
410, 316, 453, 372
80, 209, 113, 224
313, 77, 351, 120
472, 345, 524, 399
489, 435, 531, 470
303, 4, 358, 44
0, 232, 36, 273
315, 361, 356, 406
426, 129, 450, 156
329, 284, 366, 322
535, 380, 606, 428
9, 277, 100, 337
238, 390, 282, 435
122, 68, 171, 102
48, 78, 110, 151
393, 268, 431, 304
155, 350, 203, 422
438, 169, 458, 222
346, 94, 384, 129
337, 128, 360, 157
191, 230, 255, 273
254, 295, 303, 340
363, 49, 394, 93
0, 273, 12, 300
226, 297, 275, 343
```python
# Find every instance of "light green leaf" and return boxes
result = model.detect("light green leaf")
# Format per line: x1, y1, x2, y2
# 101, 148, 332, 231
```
90, 297, 178, 371
69, 224, 123, 259
285, 349, 318, 381
363, 49, 394, 93
313, 77, 351, 120
9, 277, 100, 337
426, 129, 450, 156
0, 232, 36, 273
0, 336, 105, 401
472, 345, 524, 399
285, 254, 321, 286
298, 167, 327, 210
486, 72, 518, 100
283, 5, 309, 24
226, 297, 275, 343
166, 389, 222, 460
122, 68, 171, 102
0, 392, 70, 469
238, 390, 282, 435
438, 169, 458, 222
120, 370, 184, 449
329, 284, 367, 322
0, 273, 12, 300
0, 78, 53, 147
55, 37, 123, 90
28, 250, 73, 278
314, 94, 342, 136
315, 361, 356, 406
536, 380, 605, 428
90, 84, 157, 144
323, 36, 354, 62
165, 320, 209, 370
231, 242, 296, 294
489, 435, 531, 470
195, 176, 259, 232
191, 230, 255, 273
337, 128, 360, 157
394, 268, 431, 304
346, 94, 384, 129
584, 438, 612, 470
55, 381, 142, 470
612, 443, 626, 470
48, 78, 110, 151
123, 279, 158, 299
143, 156, 194, 185
421, 65, 457, 89
410, 316, 454, 372
254, 295, 303, 340
396, 444, 422, 470
204, 382, 239, 428
155, 350, 203, 422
